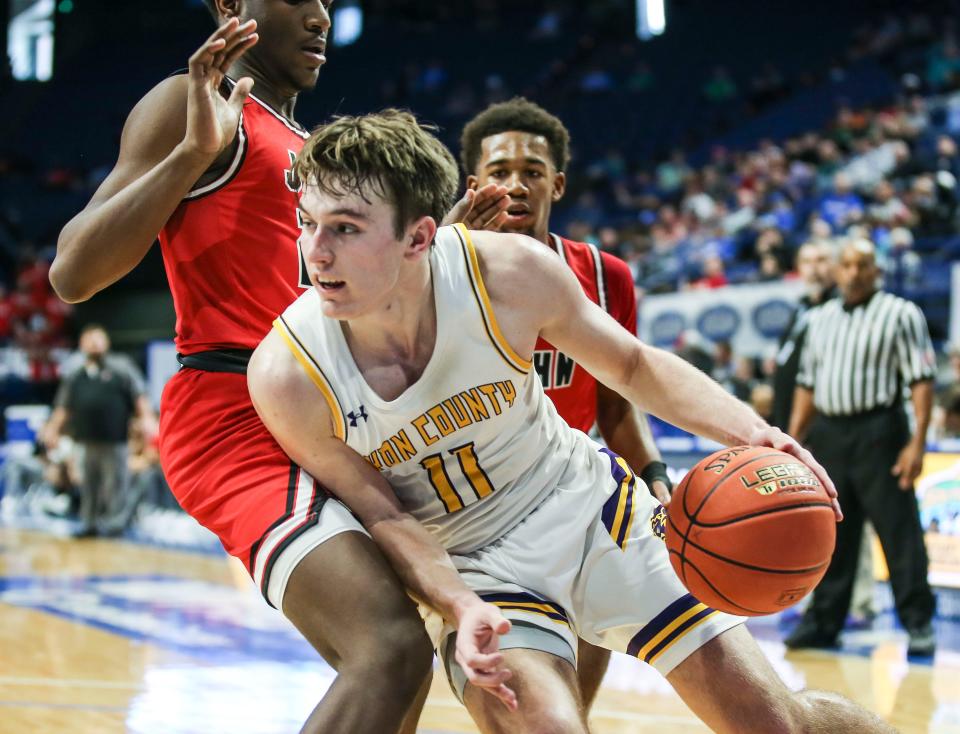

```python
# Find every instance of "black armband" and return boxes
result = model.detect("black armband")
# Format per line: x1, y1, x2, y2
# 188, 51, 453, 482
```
640, 460, 672, 493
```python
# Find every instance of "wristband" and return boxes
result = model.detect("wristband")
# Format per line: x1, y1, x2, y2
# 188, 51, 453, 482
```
640, 460, 672, 494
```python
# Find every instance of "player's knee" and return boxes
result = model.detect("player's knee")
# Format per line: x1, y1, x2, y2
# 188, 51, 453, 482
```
514, 697, 587, 734
366, 616, 433, 692
521, 711, 587, 734
732, 694, 803, 734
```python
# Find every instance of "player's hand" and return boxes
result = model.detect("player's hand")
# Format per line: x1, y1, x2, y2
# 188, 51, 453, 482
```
454, 601, 517, 711
183, 18, 259, 159
441, 184, 511, 230
747, 426, 842, 522
641, 461, 673, 506
892, 440, 925, 491
650, 479, 671, 506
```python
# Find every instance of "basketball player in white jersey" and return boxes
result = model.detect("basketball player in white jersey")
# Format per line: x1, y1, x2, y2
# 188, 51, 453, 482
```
247, 110, 892, 733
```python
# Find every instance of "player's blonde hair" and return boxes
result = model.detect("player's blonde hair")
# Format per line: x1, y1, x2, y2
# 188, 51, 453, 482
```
294, 109, 459, 237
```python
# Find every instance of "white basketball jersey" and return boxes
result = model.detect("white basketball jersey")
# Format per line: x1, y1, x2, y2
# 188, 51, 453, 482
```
274, 224, 593, 554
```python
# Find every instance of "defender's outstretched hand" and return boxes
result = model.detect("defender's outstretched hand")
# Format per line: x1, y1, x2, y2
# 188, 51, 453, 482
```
442, 184, 511, 230
184, 18, 259, 158
455, 601, 517, 711
748, 426, 842, 521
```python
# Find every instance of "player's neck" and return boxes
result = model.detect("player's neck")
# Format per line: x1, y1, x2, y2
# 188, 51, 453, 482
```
228, 61, 298, 120
341, 261, 436, 369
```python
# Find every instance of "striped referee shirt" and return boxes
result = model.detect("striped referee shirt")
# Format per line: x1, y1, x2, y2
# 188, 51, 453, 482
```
797, 290, 935, 416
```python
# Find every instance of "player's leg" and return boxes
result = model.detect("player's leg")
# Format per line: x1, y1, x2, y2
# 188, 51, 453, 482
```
462, 648, 587, 734
281, 524, 434, 734
575, 638, 610, 709
159, 372, 432, 733
398, 674, 433, 734
667, 624, 895, 733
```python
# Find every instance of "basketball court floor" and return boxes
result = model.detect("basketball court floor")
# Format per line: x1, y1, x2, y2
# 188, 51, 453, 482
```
1, 525, 958, 734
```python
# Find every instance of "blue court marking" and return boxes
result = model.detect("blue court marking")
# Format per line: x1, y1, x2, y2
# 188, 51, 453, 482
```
0, 574, 319, 664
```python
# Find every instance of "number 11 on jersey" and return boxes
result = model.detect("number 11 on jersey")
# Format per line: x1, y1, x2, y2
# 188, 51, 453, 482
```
420, 442, 495, 513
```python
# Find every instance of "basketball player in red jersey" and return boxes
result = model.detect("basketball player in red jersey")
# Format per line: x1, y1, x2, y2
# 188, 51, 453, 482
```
50, 3, 514, 731
457, 97, 673, 709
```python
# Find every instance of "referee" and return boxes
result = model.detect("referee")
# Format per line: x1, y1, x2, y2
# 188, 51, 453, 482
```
786, 239, 936, 657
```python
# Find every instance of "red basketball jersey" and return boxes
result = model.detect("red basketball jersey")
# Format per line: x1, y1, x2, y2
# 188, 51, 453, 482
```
535, 234, 637, 433
159, 92, 310, 354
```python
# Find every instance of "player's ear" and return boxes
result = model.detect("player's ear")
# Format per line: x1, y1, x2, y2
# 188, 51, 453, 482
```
552, 171, 566, 202
405, 216, 437, 260
217, 0, 241, 20
466, 175, 480, 191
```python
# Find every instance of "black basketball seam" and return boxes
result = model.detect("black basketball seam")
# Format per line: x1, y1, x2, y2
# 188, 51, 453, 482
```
680, 532, 830, 575
679, 450, 786, 571
690, 501, 834, 528
669, 551, 768, 615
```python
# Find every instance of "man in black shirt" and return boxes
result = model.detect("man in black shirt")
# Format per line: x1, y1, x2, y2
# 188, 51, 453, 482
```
43, 325, 156, 537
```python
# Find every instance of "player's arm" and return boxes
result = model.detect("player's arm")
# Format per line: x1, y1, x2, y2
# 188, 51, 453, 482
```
594, 253, 672, 504
50, 19, 258, 303
247, 331, 516, 709
474, 232, 840, 517
596, 385, 671, 504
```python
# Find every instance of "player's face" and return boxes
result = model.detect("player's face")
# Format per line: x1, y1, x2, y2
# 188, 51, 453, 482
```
467, 132, 565, 242
298, 184, 419, 320
242, 0, 331, 92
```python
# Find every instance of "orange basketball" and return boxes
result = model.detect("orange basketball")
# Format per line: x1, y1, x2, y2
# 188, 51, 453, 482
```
666, 445, 836, 616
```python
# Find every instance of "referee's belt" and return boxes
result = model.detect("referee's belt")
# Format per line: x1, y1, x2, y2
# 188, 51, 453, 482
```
177, 349, 252, 375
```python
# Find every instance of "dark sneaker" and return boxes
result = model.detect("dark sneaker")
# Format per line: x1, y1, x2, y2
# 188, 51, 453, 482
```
785, 620, 838, 650
907, 625, 936, 657
71, 526, 98, 539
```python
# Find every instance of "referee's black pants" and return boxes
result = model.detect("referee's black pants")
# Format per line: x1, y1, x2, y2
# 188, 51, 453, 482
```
803, 406, 935, 635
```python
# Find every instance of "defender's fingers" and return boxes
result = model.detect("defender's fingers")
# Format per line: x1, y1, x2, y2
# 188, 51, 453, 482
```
190, 17, 239, 64
210, 20, 258, 70
219, 33, 259, 72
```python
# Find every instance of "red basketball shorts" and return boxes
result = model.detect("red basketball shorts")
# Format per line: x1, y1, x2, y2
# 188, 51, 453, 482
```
159, 368, 366, 608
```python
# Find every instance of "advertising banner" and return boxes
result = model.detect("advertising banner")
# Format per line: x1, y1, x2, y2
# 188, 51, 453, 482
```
639, 280, 806, 356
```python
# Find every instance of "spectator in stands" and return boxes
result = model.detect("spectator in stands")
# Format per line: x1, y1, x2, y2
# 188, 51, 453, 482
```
867, 179, 914, 228
703, 65, 738, 102
819, 172, 865, 232
908, 174, 957, 236
692, 254, 729, 289
882, 226, 923, 291
41, 324, 156, 537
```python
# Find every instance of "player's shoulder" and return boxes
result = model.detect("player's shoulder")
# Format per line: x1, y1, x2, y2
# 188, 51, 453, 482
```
467, 229, 561, 283
131, 75, 190, 125
249, 321, 310, 400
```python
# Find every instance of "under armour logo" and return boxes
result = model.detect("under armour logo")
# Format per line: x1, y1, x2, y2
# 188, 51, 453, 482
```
347, 406, 369, 428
